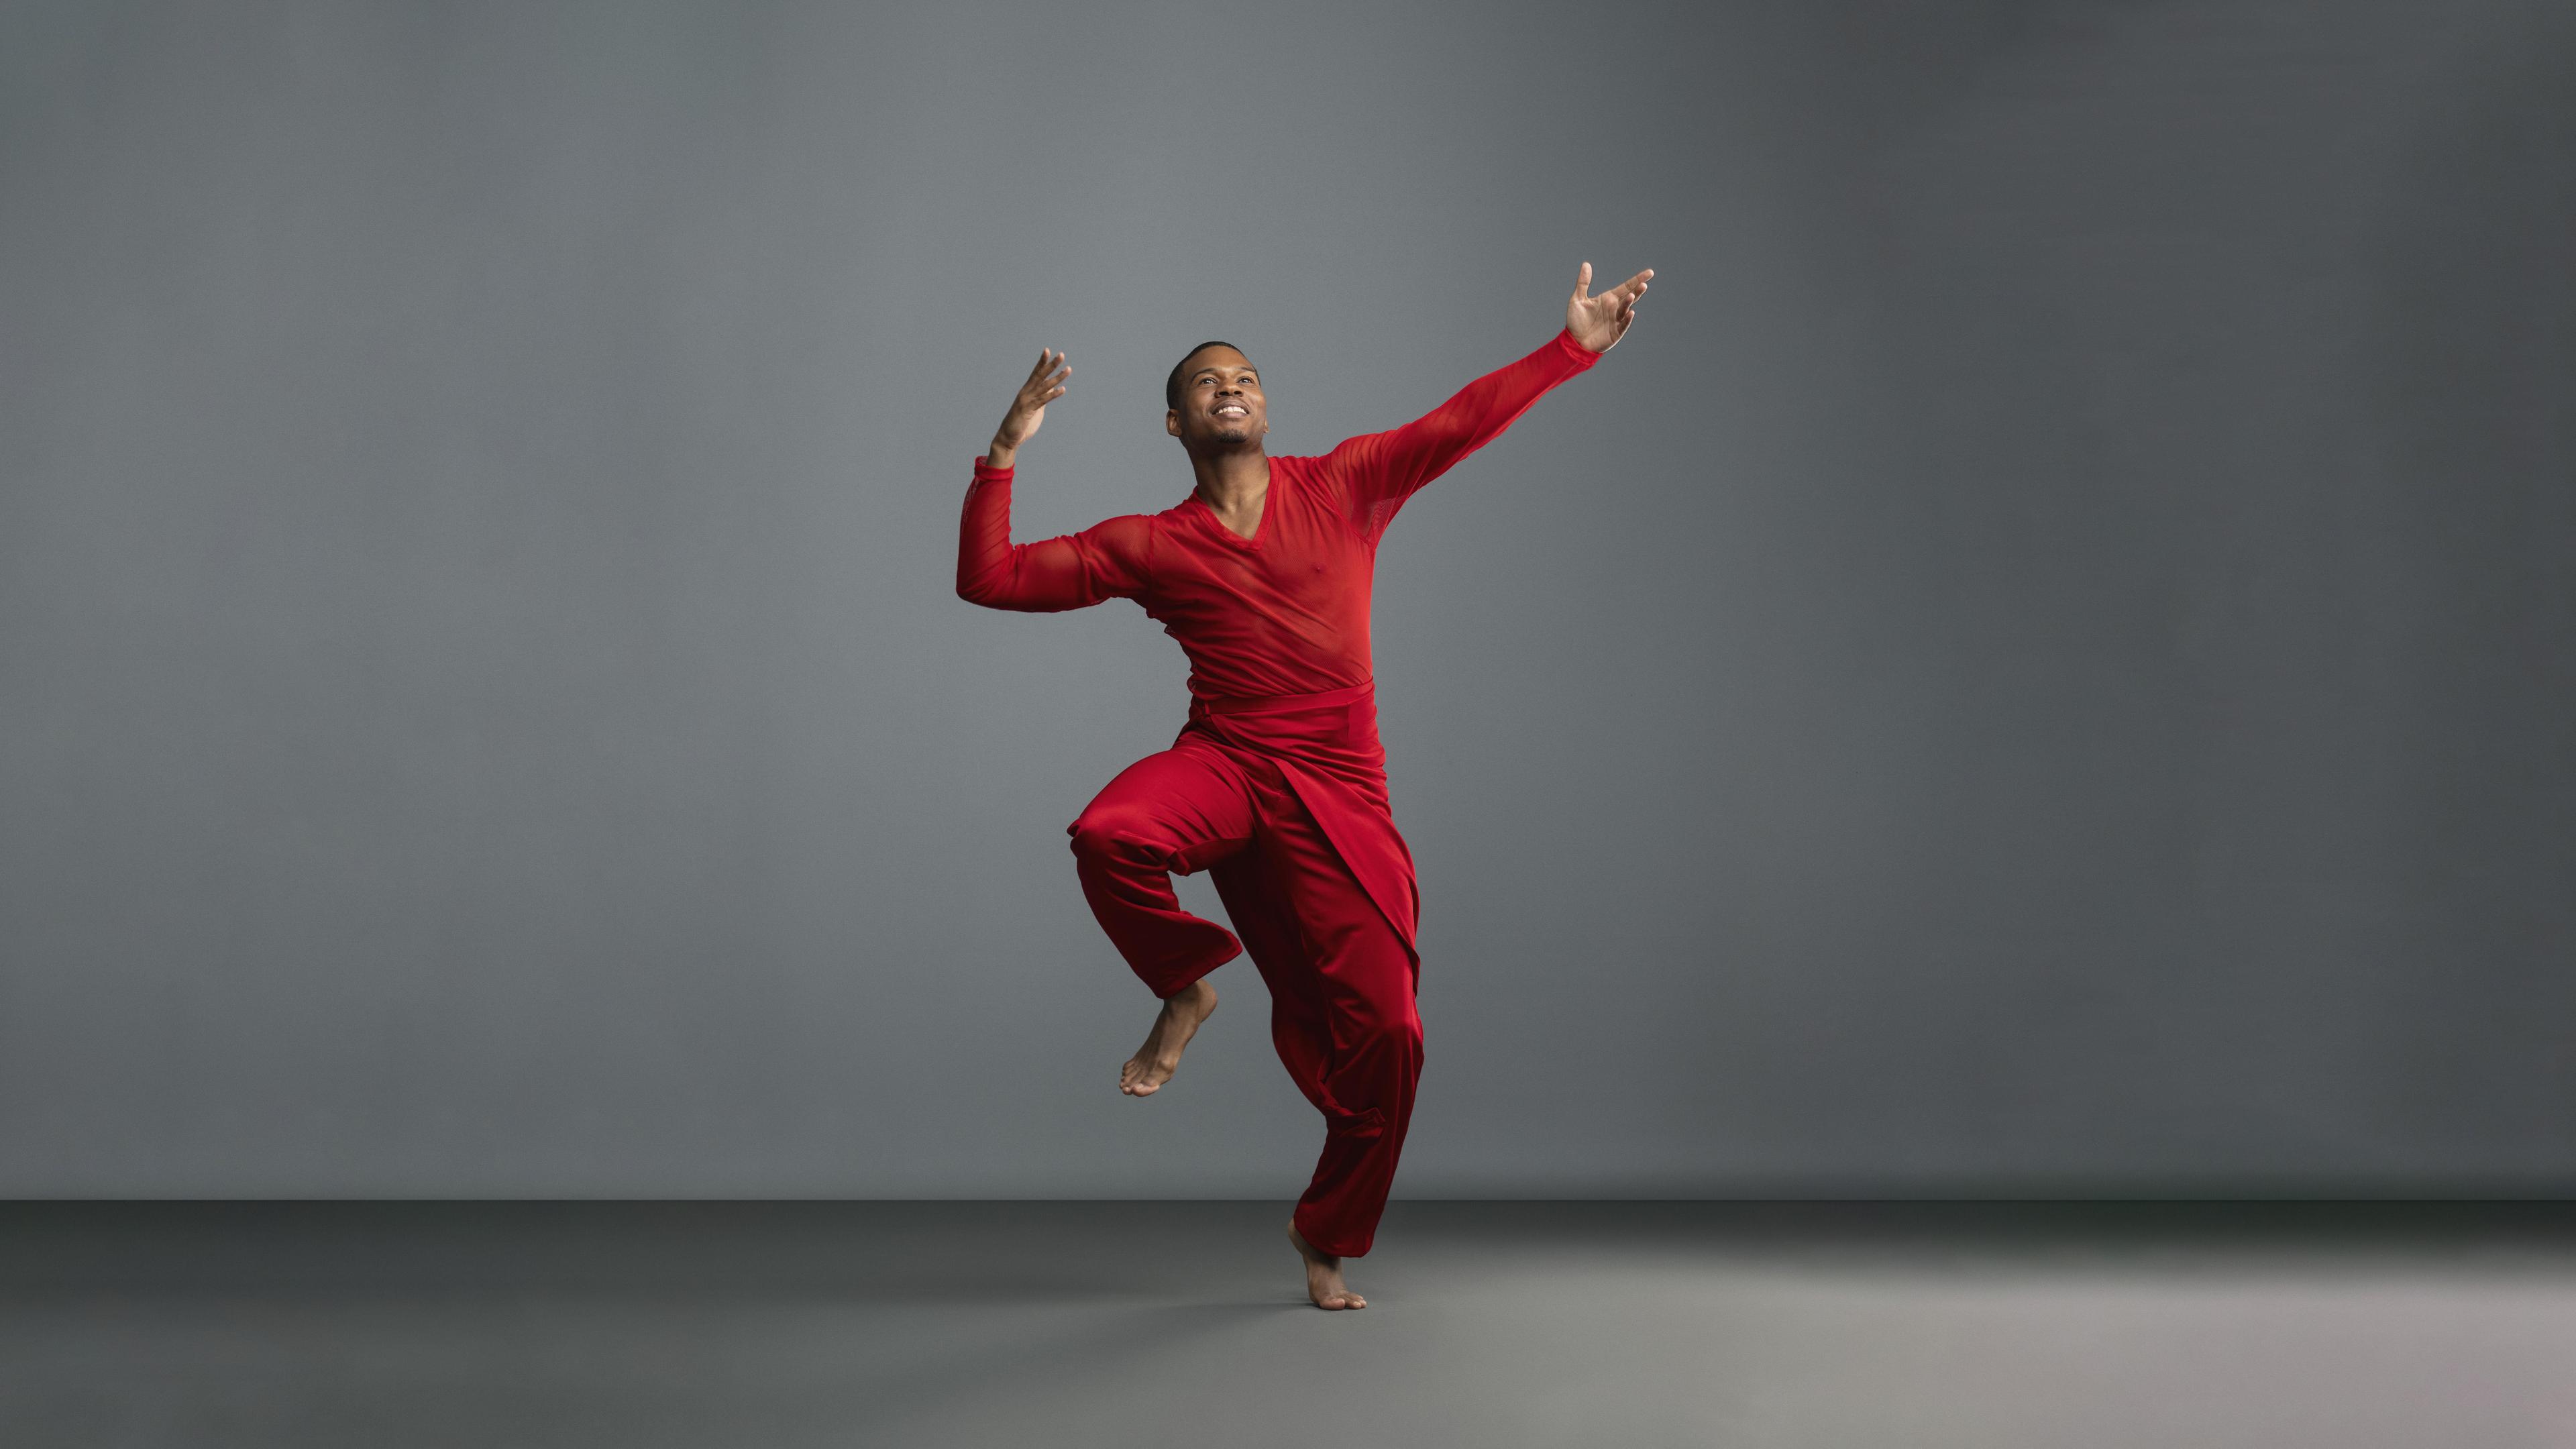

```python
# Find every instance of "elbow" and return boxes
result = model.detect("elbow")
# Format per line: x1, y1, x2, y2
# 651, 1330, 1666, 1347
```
957, 568, 1037, 611
1417, 419, 1478, 458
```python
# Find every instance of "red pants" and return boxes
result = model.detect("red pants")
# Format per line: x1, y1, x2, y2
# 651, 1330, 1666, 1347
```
1067, 733, 1423, 1258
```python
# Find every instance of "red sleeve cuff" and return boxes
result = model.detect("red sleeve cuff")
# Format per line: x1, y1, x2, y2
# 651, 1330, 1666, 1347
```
973, 455, 1014, 480
1553, 328, 1606, 367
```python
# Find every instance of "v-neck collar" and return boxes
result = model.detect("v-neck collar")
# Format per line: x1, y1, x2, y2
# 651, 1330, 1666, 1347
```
1188, 470, 1275, 549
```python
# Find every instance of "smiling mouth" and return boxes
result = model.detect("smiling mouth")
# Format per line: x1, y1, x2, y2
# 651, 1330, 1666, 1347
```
1214, 404, 1248, 419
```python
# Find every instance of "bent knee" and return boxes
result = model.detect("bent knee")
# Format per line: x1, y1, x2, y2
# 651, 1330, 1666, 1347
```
1067, 804, 1164, 861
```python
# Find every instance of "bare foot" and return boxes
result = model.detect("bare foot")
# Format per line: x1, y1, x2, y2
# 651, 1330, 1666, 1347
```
1118, 979, 1218, 1097
1287, 1221, 1367, 1309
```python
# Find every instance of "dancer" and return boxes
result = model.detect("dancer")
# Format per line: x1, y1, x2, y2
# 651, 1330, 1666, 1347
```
956, 262, 1651, 1308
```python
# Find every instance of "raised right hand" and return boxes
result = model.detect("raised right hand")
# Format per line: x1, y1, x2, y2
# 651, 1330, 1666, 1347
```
986, 348, 1070, 469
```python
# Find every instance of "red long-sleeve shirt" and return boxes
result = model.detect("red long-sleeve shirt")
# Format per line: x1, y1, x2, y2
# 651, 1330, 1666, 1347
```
957, 328, 1601, 700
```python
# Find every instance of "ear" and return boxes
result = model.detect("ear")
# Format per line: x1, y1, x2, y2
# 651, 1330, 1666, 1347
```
1166, 409, 1181, 437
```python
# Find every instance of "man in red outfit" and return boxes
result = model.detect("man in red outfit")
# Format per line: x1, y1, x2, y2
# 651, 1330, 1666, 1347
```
957, 262, 1651, 1309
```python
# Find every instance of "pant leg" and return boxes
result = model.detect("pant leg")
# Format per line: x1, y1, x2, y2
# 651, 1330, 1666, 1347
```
1208, 761, 1424, 1259
1067, 739, 1260, 999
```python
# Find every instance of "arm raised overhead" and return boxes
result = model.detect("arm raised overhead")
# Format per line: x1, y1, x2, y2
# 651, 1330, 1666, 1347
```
955, 345, 1153, 611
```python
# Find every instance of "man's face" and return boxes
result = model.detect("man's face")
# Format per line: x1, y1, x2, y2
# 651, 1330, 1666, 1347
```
1166, 345, 1267, 448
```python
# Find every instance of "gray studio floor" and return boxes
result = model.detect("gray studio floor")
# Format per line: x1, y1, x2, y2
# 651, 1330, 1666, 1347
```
3, 1201, 2573, 1448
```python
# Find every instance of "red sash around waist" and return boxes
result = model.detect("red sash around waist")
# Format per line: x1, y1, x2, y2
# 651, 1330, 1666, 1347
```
1185, 682, 1382, 765
1189, 682, 1376, 717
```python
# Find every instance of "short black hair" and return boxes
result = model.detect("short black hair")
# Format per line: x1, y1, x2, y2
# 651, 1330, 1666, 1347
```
1165, 341, 1251, 412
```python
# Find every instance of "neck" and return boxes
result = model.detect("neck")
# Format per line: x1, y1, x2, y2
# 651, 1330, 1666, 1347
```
1187, 445, 1271, 508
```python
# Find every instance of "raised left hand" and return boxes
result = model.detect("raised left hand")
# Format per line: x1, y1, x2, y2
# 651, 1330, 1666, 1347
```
1565, 262, 1652, 353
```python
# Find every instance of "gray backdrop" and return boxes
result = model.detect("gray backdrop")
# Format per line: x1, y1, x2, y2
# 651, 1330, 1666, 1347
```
2, 0, 2568, 1197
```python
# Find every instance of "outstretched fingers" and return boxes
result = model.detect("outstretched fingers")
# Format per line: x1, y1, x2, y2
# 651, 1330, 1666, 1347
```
1574, 262, 1652, 299
1607, 270, 1652, 345
1022, 349, 1069, 405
